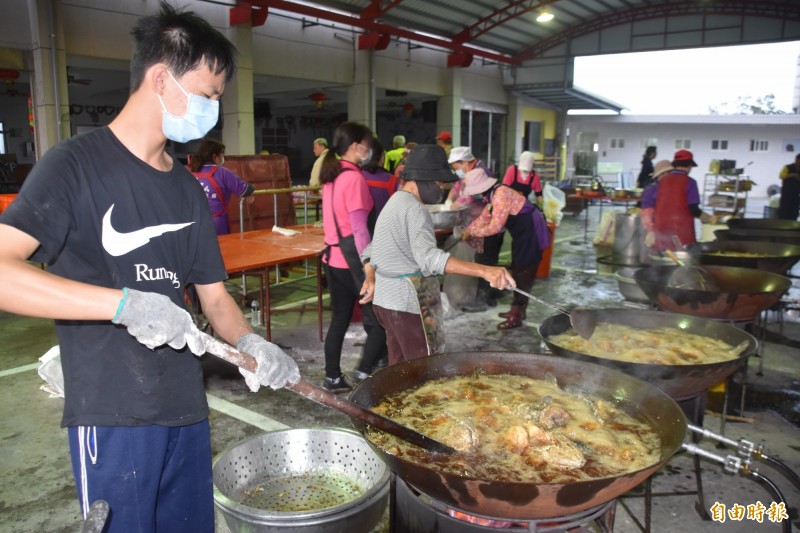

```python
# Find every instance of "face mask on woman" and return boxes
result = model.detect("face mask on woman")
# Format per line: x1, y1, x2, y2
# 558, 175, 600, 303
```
416, 180, 444, 205
359, 148, 373, 168
455, 168, 465, 179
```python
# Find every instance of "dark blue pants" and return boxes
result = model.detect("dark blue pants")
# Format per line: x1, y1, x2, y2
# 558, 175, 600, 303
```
68, 420, 213, 533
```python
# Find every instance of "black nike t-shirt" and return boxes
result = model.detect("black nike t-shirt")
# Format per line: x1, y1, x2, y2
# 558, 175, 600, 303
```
0, 127, 226, 427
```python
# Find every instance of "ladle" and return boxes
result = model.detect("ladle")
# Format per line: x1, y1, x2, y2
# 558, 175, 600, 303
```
509, 287, 597, 339
664, 249, 720, 291
198, 331, 456, 454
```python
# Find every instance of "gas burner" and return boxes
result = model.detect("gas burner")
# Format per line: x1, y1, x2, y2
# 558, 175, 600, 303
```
390, 475, 616, 532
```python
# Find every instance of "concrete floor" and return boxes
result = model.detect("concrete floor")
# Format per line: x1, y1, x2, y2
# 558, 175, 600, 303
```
1, 200, 798, 532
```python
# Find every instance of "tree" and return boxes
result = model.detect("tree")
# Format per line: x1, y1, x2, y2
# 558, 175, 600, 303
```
708, 93, 788, 115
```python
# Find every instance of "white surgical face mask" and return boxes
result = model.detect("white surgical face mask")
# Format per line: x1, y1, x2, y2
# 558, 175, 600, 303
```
158, 70, 219, 143
361, 148, 373, 167
455, 169, 465, 179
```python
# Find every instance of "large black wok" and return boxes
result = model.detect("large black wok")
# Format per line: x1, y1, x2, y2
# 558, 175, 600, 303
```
685, 241, 800, 274
726, 218, 800, 231
349, 352, 686, 520
715, 228, 800, 247
634, 265, 791, 321
538, 309, 757, 402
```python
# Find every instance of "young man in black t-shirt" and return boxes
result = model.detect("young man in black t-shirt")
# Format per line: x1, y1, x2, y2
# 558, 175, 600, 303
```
0, 3, 299, 531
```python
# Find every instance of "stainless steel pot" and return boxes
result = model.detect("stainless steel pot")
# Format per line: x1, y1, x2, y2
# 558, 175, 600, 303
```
426, 204, 468, 230
614, 267, 650, 304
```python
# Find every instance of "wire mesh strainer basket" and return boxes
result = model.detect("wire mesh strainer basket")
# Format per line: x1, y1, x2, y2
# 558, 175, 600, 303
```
213, 427, 389, 532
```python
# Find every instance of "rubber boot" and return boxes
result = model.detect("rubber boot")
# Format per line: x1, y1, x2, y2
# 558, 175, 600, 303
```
497, 304, 526, 330
498, 308, 526, 320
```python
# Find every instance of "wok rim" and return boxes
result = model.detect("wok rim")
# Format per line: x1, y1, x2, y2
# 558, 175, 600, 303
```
686, 240, 800, 259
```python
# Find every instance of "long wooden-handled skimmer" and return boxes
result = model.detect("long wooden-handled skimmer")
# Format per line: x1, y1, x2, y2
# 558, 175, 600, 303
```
198, 331, 456, 454
509, 286, 597, 340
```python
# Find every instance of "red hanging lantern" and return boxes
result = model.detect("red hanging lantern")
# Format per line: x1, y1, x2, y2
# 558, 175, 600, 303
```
1, 69, 20, 94
402, 102, 415, 117
309, 91, 329, 110
0, 69, 20, 82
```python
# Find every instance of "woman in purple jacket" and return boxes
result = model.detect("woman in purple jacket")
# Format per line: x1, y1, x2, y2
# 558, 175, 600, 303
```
189, 139, 255, 235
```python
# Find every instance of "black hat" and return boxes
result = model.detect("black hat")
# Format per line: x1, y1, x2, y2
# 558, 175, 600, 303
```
400, 145, 457, 182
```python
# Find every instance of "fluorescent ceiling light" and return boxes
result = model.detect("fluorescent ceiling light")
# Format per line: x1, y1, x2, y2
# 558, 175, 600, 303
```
536, 11, 555, 22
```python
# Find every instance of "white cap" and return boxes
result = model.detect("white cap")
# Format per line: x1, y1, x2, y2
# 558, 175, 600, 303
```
448, 146, 475, 164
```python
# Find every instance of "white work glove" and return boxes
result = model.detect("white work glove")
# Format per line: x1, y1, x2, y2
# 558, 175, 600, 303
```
236, 333, 301, 392
112, 288, 204, 354
644, 231, 656, 248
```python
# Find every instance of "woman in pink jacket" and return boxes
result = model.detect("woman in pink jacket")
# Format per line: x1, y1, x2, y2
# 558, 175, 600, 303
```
320, 122, 387, 391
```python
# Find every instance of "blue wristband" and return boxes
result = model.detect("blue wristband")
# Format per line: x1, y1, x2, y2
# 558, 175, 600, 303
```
112, 288, 129, 323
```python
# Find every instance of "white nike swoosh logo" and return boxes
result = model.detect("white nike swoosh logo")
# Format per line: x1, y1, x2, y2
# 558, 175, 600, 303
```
102, 204, 194, 257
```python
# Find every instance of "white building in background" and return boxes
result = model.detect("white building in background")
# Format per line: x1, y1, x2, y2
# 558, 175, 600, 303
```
564, 113, 800, 198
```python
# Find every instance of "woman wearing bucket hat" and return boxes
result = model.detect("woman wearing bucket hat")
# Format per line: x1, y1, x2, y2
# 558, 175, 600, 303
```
359, 145, 514, 365
640, 150, 717, 252
459, 167, 551, 330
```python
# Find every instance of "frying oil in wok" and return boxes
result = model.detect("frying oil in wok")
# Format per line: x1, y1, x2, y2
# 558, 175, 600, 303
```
550, 324, 737, 365
240, 471, 365, 512
367, 373, 661, 484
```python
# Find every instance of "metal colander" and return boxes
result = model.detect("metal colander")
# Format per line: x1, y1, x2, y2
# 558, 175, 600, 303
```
213, 427, 389, 532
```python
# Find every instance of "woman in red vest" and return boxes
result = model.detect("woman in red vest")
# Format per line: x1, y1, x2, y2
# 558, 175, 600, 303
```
641, 151, 716, 251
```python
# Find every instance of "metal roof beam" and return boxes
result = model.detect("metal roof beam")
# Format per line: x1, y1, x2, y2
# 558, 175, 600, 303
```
515, 0, 800, 62
251, 0, 515, 64
360, 0, 404, 20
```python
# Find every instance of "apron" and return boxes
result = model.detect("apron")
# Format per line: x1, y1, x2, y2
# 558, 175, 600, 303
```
508, 165, 533, 198
404, 274, 445, 356
192, 166, 226, 217
654, 171, 696, 251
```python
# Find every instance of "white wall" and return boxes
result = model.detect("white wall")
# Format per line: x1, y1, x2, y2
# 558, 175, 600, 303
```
565, 114, 800, 198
